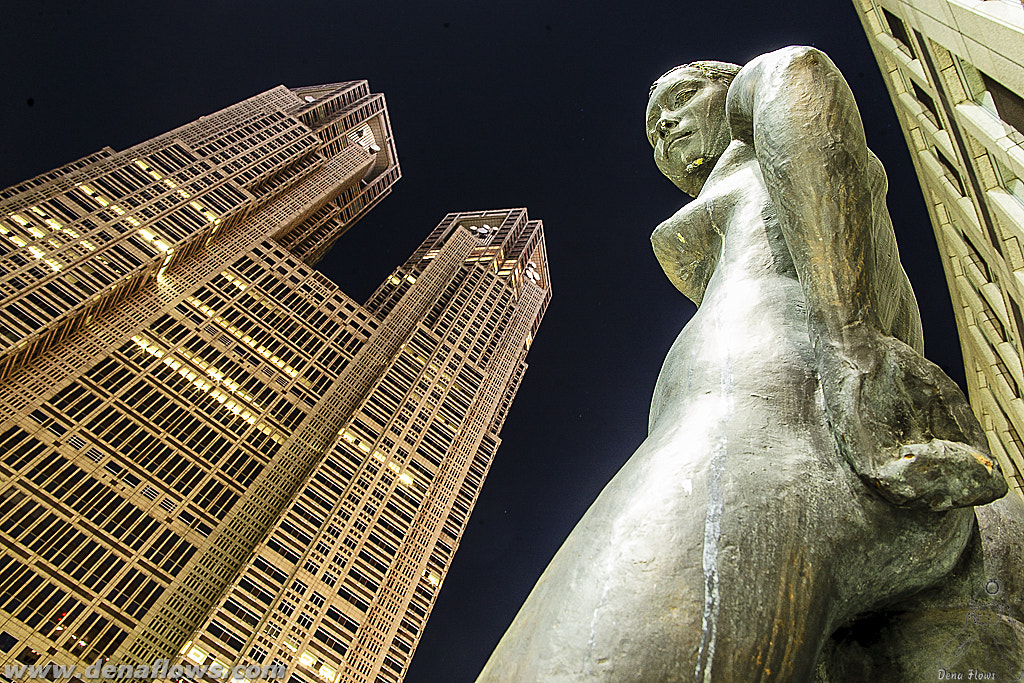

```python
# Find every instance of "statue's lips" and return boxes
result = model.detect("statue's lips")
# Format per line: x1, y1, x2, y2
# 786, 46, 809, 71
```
663, 131, 694, 158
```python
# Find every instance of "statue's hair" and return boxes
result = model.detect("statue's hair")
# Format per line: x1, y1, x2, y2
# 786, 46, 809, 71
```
649, 60, 742, 98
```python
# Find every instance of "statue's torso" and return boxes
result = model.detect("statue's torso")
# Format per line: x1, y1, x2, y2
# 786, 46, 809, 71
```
650, 145, 816, 443
476, 146, 976, 682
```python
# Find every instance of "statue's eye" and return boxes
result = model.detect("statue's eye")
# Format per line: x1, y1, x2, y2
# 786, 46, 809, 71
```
674, 88, 697, 107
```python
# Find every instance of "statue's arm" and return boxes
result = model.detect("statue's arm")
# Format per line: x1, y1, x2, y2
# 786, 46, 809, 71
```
724, 48, 1008, 510
725, 46, 910, 348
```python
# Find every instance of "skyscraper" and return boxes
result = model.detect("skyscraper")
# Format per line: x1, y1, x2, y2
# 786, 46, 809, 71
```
852, 0, 1024, 501
0, 79, 550, 683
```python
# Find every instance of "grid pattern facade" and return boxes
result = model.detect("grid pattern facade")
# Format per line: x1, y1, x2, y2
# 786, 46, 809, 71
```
0, 81, 548, 683
852, 0, 1024, 500
184, 209, 549, 683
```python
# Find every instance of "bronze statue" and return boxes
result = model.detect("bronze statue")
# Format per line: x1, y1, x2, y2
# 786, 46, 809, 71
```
477, 47, 1023, 681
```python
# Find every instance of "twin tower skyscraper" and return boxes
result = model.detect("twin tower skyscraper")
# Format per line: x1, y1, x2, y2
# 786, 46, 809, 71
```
0, 81, 549, 682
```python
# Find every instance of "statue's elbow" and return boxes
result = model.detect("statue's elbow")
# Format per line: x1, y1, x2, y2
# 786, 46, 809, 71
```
776, 45, 826, 65
732, 46, 839, 129
770, 45, 837, 79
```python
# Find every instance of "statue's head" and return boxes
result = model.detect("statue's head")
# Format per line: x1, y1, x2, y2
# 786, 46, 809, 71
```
647, 61, 741, 197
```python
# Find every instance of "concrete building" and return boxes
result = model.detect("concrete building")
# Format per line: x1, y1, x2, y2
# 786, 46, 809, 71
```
852, 0, 1024, 500
0, 79, 549, 683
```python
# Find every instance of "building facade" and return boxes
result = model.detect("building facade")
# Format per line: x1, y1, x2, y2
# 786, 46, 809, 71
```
852, 0, 1024, 500
0, 79, 550, 683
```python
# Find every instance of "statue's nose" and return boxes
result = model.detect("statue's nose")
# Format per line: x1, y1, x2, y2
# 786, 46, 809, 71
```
657, 117, 678, 138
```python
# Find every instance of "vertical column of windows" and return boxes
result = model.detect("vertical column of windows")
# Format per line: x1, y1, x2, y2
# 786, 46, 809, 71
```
332, 232, 536, 681
912, 34, 1024, 405
861, 0, 1022, 450
228, 240, 459, 680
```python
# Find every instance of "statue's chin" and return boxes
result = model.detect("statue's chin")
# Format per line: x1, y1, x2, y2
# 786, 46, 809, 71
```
667, 157, 717, 198
684, 156, 709, 174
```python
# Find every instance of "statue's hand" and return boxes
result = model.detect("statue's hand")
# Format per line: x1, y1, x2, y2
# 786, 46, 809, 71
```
819, 327, 1008, 510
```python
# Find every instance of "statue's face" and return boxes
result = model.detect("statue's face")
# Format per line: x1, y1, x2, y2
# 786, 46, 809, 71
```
646, 68, 731, 197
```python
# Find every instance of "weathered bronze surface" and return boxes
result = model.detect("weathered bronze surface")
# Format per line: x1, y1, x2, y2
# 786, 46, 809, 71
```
476, 47, 1023, 681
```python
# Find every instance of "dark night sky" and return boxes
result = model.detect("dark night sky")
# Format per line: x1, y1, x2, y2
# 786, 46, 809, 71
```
1, 3, 965, 681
